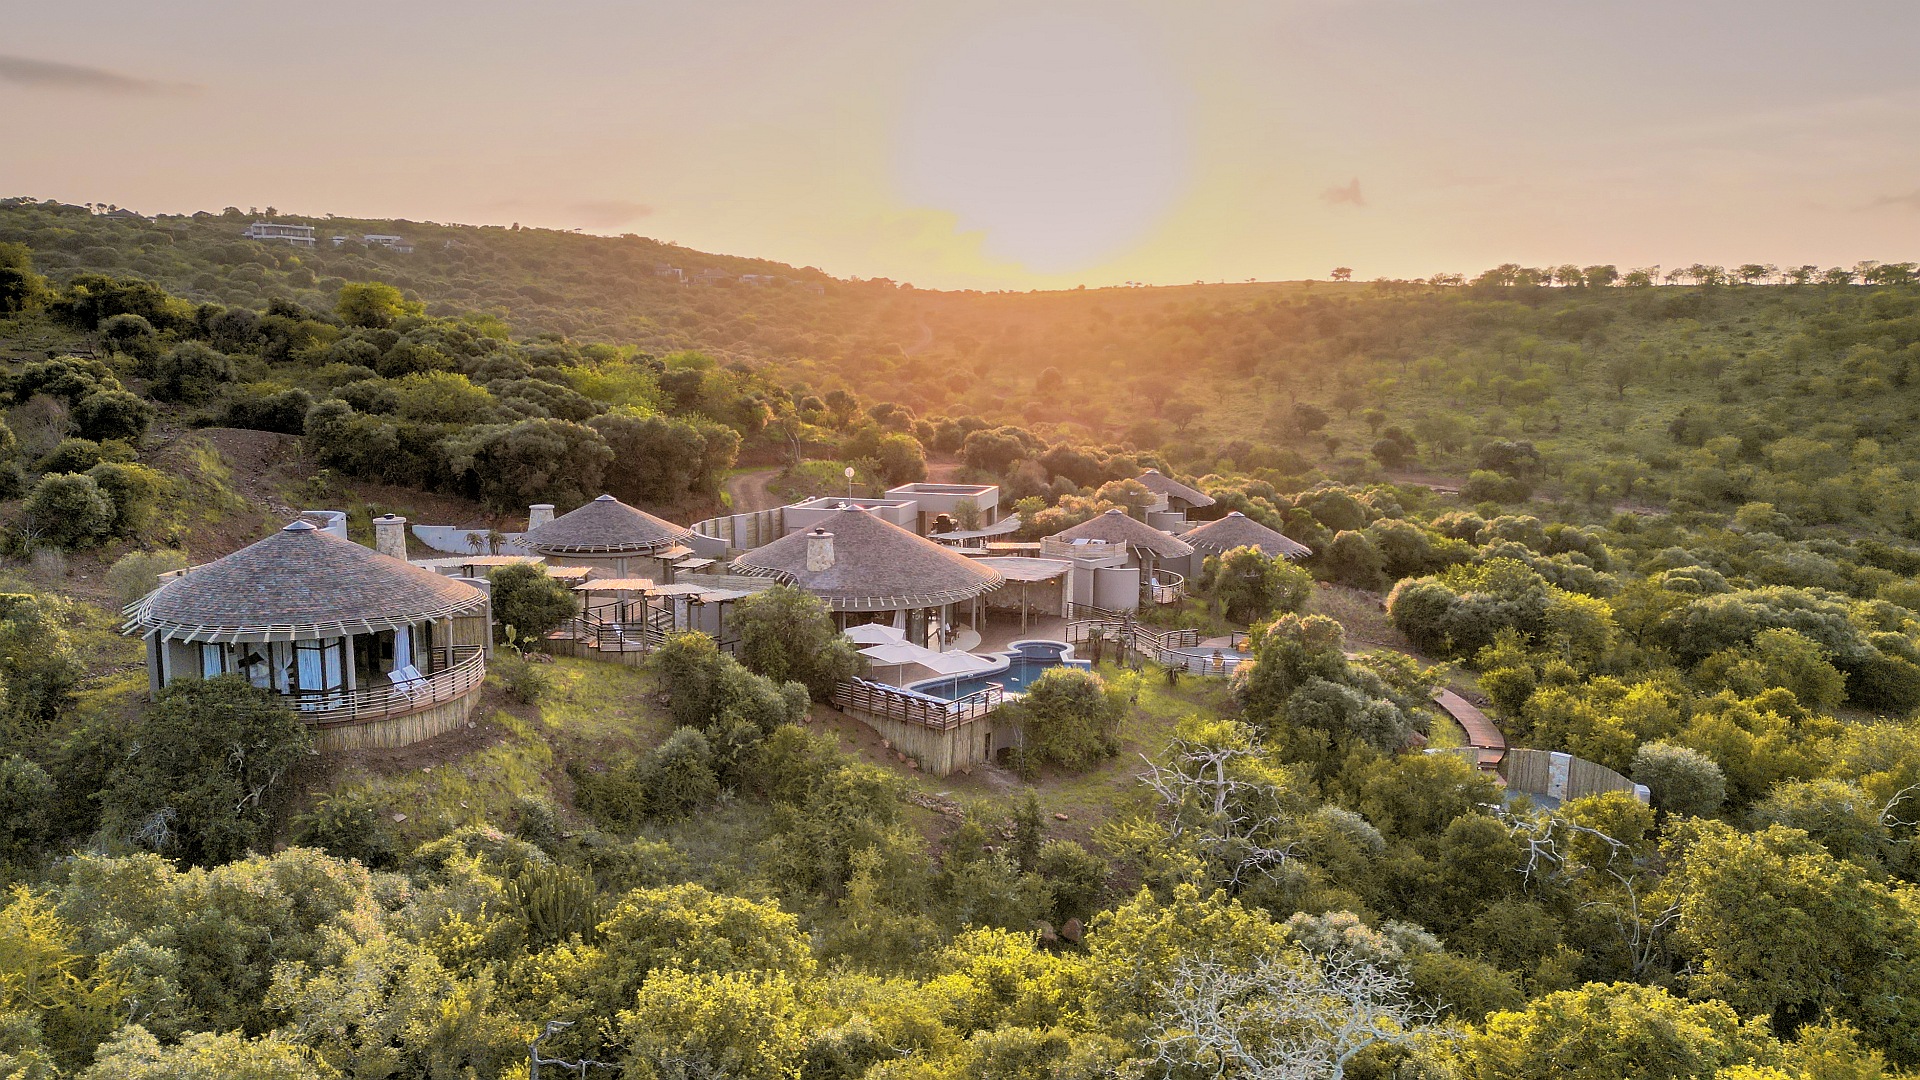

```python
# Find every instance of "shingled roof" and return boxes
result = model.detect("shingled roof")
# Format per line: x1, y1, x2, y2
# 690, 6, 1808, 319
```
516, 494, 694, 554
123, 520, 488, 643
1180, 511, 1313, 560
731, 504, 1004, 611
1137, 468, 1215, 508
1049, 508, 1196, 560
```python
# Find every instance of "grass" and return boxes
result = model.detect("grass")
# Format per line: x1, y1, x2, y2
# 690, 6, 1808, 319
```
328, 657, 674, 846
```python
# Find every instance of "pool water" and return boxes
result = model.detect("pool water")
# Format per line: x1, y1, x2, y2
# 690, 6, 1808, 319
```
905, 640, 1089, 701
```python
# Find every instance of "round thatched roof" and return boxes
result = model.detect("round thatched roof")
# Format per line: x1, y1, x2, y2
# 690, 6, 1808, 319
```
1049, 508, 1196, 560
731, 504, 1004, 611
1181, 511, 1313, 560
516, 494, 694, 555
124, 520, 488, 643
1138, 468, 1215, 508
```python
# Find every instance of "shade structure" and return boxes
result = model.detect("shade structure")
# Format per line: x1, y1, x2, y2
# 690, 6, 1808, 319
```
1137, 468, 1214, 508
573, 577, 658, 592
1047, 508, 1195, 560
515, 494, 695, 554
123, 520, 488, 644
859, 642, 934, 667
732, 503, 1004, 611
858, 641, 997, 675
844, 623, 908, 646
1180, 511, 1313, 560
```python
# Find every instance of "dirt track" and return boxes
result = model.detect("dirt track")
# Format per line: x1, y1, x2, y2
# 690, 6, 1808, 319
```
723, 467, 784, 513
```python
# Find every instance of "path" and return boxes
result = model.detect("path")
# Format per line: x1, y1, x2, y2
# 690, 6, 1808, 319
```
724, 467, 784, 514
1434, 688, 1506, 770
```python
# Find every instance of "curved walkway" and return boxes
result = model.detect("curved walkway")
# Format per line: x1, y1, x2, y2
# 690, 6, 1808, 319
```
1434, 689, 1507, 770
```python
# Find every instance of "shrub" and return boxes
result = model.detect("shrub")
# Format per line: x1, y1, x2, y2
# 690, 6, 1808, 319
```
291, 791, 399, 869
1009, 667, 1122, 772
0, 754, 54, 863
86, 461, 165, 536
147, 342, 236, 403
105, 549, 190, 605
731, 585, 862, 700
645, 727, 721, 818
494, 653, 553, 704
488, 562, 576, 644
1631, 741, 1726, 818
21, 473, 115, 549
72, 388, 154, 443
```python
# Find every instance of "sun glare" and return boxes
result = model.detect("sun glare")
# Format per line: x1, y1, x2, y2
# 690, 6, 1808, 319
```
893, 10, 1190, 275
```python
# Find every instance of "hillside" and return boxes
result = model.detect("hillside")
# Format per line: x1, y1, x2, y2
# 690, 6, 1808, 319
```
7, 198, 1920, 1075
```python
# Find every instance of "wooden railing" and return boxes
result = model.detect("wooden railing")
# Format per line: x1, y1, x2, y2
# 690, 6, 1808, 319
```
1149, 570, 1186, 605
1065, 619, 1246, 676
832, 677, 1005, 731
299, 646, 486, 727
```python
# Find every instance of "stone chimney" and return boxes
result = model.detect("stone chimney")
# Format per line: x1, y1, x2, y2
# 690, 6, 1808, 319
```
528, 504, 555, 530
806, 528, 835, 572
372, 514, 408, 560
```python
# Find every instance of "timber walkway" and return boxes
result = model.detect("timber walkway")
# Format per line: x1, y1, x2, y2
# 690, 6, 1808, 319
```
1434, 689, 1506, 770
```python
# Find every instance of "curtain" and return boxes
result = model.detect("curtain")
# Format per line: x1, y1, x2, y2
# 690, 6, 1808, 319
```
200, 644, 226, 678
393, 625, 413, 671
296, 642, 324, 693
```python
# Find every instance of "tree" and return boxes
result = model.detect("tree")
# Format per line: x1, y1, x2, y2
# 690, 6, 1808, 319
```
1463, 982, 1779, 1080
0, 242, 47, 316
1322, 530, 1387, 591
730, 584, 861, 700
334, 281, 420, 329
1009, 667, 1122, 772
873, 432, 927, 486
147, 343, 236, 404
1207, 546, 1314, 624
73, 388, 155, 443
100, 676, 313, 866
1330, 267, 1353, 282
616, 970, 804, 1080
21, 473, 115, 549
487, 562, 576, 643
79, 1025, 336, 1080
85, 461, 165, 537
1631, 742, 1726, 818
1146, 948, 1434, 1080
441, 417, 613, 509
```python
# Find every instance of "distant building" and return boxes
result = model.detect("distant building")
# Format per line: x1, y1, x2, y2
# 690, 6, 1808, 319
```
362, 233, 414, 253
242, 221, 316, 247
692, 268, 731, 285
654, 265, 685, 282
740, 274, 777, 286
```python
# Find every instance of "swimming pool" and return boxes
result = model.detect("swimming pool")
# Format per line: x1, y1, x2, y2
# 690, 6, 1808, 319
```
905, 640, 1090, 701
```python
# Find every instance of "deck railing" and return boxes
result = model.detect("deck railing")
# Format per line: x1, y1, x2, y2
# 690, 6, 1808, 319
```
832, 677, 1005, 731
298, 646, 486, 727
1149, 570, 1185, 605
1065, 619, 1246, 676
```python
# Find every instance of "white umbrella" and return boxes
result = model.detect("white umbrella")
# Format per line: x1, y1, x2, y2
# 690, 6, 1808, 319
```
917, 650, 1000, 676
858, 641, 930, 666
845, 623, 908, 646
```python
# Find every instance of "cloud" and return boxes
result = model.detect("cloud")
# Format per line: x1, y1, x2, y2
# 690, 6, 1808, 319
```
1870, 189, 1920, 212
0, 53, 199, 95
1320, 178, 1366, 207
568, 200, 654, 227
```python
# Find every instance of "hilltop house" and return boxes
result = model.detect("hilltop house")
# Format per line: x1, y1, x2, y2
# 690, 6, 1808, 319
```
515, 495, 700, 584
732, 503, 1003, 650
1180, 511, 1313, 564
122, 519, 492, 750
242, 221, 316, 247
1134, 468, 1215, 531
1042, 508, 1196, 606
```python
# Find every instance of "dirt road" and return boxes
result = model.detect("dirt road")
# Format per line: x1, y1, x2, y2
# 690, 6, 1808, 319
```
724, 467, 784, 513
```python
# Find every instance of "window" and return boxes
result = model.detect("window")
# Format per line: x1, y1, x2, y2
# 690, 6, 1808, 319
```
294, 638, 347, 694
199, 643, 228, 678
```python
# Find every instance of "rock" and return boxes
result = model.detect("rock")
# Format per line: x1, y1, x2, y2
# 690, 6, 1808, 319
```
1059, 917, 1084, 944
881, 739, 891, 750
1034, 921, 1059, 945
908, 760, 920, 771
1053, 812, 1070, 821
391, 813, 408, 823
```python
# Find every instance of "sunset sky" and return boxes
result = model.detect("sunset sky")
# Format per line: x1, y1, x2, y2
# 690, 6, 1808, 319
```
4, 1, 1918, 290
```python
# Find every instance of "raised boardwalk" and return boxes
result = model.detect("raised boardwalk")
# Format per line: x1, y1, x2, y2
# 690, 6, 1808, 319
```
1435, 689, 1507, 770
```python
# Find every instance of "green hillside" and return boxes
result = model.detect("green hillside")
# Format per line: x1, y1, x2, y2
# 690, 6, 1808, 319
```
3, 197, 1920, 1075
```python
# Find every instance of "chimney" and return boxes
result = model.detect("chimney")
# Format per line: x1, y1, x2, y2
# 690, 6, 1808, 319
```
806, 528, 835, 572
372, 514, 408, 561
528, 504, 555, 530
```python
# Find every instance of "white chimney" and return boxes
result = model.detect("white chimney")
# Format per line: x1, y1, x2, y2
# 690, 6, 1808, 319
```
528, 504, 555, 530
372, 514, 408, 560
807, 528, 835, 572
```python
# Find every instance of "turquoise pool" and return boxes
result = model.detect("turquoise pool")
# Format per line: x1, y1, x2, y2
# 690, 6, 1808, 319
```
905, 640, 1089, 701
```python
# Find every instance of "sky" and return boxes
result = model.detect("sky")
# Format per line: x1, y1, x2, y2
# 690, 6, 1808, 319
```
2, 0, 1918, 290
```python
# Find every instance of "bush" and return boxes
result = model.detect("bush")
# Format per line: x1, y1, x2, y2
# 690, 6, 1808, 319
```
0, 754, 54, 863
73, 388, 154, 443
221, 386, 313, 434
731, 585, 862, 700
495, 653, 553, 703
101, 675, 314, 865
645, 727, 721, 818
1322, 530, 1388, 591
1205, 545, 1314, 624
86, 461, 165, 537
147, 342, 236, 404
1631, 741, 1726, 818
488, 562, 576, 644
1462, 469, 1533, 504
38, 437, 106, 474
1009, 667, 1122, 772
21, 472, 115, 549
105, 549, 190, 605
291, 791, 399, 869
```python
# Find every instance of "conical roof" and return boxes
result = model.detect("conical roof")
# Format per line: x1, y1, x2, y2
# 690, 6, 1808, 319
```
124, 520, 488, 643
732, 504, 1004, 611
517, 494, 694, 554
1049, 508, 1195, 560
1181, 511, 1313, 560
1138, 468, 1214, 508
